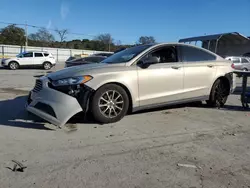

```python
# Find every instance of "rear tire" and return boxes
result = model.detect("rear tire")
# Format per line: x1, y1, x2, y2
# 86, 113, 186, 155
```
8, 61, 19, 70
43, 62, 52, 70
90, 84, 129, 124
206, 79, 229, 108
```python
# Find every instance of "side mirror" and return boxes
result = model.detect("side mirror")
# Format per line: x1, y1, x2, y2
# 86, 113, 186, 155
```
143, 56, 159, 65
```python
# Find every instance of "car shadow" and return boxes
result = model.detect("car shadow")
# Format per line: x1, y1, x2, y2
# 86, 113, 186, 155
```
130, 101, 250, 115
0, 95, 51, 130
33, 74, 46, 78
1, 95, 249, 129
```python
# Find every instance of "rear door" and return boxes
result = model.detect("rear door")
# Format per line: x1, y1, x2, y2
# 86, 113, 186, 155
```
179, 45, 217, 98
34, 52, 45, 65
241, 58, 250, 70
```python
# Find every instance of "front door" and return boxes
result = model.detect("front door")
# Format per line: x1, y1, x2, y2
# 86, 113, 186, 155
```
18, 52, 34, 65
179, 45, 217, 98
136, 45, 184, 107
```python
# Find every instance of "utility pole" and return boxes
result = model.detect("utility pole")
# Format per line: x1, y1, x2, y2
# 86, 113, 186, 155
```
25, 21, 28, 50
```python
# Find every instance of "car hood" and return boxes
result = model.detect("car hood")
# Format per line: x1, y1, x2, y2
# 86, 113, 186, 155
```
3, 57, 14, 61
47, 63, 125, 80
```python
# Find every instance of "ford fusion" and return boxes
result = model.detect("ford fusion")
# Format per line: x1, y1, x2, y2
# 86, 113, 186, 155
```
26, 43, 236, 127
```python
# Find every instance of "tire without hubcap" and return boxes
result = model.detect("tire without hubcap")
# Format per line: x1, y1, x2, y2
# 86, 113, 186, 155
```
206, 79, 229, 108
90, 84, 129, 123
9, 62, 19, 70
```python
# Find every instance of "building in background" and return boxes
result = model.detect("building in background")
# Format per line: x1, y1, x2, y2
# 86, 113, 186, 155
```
179, 32, 250, 58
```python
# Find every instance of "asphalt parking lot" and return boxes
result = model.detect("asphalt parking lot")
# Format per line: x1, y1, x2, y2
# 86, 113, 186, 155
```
1, 65, 250, 188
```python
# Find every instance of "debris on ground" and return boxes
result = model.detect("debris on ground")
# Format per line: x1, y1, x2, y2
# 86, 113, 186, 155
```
222, 132, 236, 136
106, 134, 114, 138
7, 160, 27, 172
63, 124, 78, 132
177, 163, 201, 169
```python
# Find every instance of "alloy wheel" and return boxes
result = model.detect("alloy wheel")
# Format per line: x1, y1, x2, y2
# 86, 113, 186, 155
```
214, 81, 228, 106
98, 90, 124, 118
44, 63, 51, 70
10, 62, 18, 70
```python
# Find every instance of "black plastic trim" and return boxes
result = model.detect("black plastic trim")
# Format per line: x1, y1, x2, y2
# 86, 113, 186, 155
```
133, 95, 209, 112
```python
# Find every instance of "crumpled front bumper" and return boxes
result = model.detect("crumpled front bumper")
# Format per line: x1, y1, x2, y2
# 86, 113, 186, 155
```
26, 76, 84, 127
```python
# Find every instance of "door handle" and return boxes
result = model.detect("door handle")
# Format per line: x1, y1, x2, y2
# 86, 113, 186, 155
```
171, 66, 181, 69
207, 64, 214, 68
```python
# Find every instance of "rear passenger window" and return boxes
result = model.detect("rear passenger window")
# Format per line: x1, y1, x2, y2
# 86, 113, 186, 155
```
242, 58, 249, 63
35, 53, 43, 57
180, 45, 216, 62
44, 53, 49, 57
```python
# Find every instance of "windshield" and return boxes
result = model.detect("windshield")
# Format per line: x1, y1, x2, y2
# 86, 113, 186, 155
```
101, 44, 153, 64
16, 52, 25, 57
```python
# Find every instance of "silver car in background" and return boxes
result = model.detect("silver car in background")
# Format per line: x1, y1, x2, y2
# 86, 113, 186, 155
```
225, 56, 250, 71
26, 43, 236, 127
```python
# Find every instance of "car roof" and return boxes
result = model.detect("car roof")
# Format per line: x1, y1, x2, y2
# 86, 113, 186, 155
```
25, 51, 50, 53
94, 52, 113, 54
147, 42, 224, 58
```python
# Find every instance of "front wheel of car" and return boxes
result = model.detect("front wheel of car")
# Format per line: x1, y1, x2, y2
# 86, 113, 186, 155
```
206, 79, 229, 108
9, 61, 19, 70
43, 62, 52, 70
90, 84, 129, 124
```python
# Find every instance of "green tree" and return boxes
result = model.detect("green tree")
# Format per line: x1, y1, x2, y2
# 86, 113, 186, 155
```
138, 36, 156, 44
29, 28, 55, 46
0, 24, 26, 45
94, 33, 114, 51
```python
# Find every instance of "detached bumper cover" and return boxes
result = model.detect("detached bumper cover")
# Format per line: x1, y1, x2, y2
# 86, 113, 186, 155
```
26, 77, 84, 127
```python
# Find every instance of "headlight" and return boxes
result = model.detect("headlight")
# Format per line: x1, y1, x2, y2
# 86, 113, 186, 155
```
52, 75, 92, 86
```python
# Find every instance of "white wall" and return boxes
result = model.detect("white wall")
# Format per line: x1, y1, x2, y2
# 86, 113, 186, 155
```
0, 44, 112, 63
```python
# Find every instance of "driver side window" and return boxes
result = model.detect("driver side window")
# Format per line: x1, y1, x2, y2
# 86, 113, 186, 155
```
140, 46, 178, 64
23, 52, 33, 58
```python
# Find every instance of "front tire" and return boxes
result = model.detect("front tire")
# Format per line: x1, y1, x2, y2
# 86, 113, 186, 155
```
9, 61, 19, 70
43, 62, 52, 70
90, 84, 129, 124
206, 79, 229, 108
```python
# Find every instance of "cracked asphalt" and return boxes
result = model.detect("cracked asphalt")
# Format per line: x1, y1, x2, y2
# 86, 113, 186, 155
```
0, 65, 250, 188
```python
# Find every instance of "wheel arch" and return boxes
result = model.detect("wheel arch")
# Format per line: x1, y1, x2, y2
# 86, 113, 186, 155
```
94, 82, 133, 114
8, 60, 19, 66
211, 75, 231, 95
43, 61, 52, 65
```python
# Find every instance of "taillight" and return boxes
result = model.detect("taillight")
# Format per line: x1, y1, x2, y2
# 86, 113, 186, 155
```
231, 63, 235, 69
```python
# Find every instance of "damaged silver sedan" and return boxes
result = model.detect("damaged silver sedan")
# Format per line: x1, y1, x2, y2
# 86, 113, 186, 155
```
26, 43, 236, 127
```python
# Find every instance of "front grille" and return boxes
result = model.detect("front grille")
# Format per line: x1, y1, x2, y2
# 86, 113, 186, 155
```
33, 79, 43, 92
